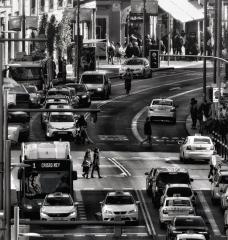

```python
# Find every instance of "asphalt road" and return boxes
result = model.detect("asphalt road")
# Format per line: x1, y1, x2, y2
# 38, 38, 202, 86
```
11, 68, 226, 240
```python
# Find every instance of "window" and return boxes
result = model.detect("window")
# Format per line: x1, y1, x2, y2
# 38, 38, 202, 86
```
58, 0, 63, 8
39, 0, 45, 12
49, 0, 53, 10
31, 0, 36, 15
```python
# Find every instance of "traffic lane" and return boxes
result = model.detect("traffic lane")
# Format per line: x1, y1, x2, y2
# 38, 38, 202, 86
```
88, 73, 212, 152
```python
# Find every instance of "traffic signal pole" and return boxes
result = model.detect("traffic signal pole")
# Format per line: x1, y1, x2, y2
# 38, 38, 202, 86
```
76, 0, 80, 83
203, 0, 207, 102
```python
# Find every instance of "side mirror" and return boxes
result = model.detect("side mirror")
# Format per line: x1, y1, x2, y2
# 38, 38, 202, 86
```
190, 178, 194, 182
177, 140, 184, 145
145, 172, 149, 175
74, 202, 79, 206
72, 171, 77, 180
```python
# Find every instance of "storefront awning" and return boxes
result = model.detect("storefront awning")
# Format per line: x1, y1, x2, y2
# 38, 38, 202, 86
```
158, 0, 203, 23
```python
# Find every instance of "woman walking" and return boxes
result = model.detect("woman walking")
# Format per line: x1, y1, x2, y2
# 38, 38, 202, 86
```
82, 149, 92, 178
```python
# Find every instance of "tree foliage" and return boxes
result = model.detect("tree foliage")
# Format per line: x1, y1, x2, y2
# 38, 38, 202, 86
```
56, 17, 72, 57
46, 15, 57, 57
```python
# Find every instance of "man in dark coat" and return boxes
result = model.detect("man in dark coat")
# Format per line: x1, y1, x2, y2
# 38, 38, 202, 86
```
123, 68, 132, 95
91, 148, 102, 178
190, 98, 198, 129
141, 117, 152, 145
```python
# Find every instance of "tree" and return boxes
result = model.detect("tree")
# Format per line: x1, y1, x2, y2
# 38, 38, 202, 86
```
46, 14, 57, 57
56, 17, 72, 57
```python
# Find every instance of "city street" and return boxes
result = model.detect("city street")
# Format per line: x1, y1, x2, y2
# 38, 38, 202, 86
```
11, 68, 227, 239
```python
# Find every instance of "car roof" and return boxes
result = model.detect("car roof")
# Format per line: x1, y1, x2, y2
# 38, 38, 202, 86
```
48, 87, 70, 91
50, 112, 74, 116
155, 167, 189, 173
165, 196, 192, 201
177, 234, 205, 239
166, 184, 191, 188
107, 191, 132, 197
46, 192, 71, 198
82, 70, 107, 75
152, 98, 173, 101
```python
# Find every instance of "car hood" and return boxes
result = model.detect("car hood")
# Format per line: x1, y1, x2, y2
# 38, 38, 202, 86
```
103, 204, 137, 212
49, 122, 75, 129
85, 84, 103, 90
41, 206, 75, 213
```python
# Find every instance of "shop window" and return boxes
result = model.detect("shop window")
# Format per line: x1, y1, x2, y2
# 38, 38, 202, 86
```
31, 0, 36, 15
49, 0, 53, 10
39, 0, 45, 13
58, 0, 63, 8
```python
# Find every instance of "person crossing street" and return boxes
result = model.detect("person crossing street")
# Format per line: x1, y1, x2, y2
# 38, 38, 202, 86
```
91, 148, 102, 178
123, 68, 132, 95
140, 117, 152, 146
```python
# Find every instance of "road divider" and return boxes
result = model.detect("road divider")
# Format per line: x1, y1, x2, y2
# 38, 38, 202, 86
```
107, 157, 131, 177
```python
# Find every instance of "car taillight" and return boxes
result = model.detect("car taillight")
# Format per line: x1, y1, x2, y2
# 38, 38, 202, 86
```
163, 208, 168, 214
186, 146, 192, 150
189, 208, 194, 214
150, 108, 154, 111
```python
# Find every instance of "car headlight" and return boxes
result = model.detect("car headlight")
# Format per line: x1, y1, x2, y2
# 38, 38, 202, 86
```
97, 88, 102, 91
47, 124, 54, 129
69, 211, 76, 216
128, 209, 137, 214
104, 209, 113, 214
81, 95, 87, 99
24, 204, 33, 210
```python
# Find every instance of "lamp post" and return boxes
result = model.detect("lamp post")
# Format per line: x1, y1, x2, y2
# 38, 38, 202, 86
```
22, 0, 26, 52
203, 0, 207, 102
76, 0, 80, 83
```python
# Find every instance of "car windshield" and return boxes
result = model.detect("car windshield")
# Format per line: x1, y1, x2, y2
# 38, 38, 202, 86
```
26, 86, 37, 93
48, 90, 70, 96
152, 100, 172, 106
50, 114, 74, 122
166, 199, 191, 207
9, 67, 42, 81
124, 59, 145, 65
167, 187, 192, 197
105, 195, 134, 205
157, 173, 190, 186
193, 138, 211, 144
24, 171, 70, 199
44, 196, 73, 206
175, 218, 205, 227
81, 75, 103, 84
220, 176, 228, 184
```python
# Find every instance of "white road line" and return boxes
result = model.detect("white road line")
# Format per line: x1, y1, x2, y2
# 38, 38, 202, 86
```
131, 87, 203, 143
107, 157, 127, 176
111, 157, 131, 176
197, 190, 221, 236
169, 87, 181, 91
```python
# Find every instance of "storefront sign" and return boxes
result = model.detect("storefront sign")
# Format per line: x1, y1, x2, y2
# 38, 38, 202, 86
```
145, 0, 158, 15
8, 16, 22, 31
131, 0, 144, 13
26, 16, 38, 30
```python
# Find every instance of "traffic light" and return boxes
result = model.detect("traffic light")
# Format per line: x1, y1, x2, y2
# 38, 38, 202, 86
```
149, 50, 159, 69
208, 86, 213, 102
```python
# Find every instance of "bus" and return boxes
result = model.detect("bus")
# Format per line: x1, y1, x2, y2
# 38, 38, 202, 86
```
6, 60, 45, 90
4, 78, 31, 140
17, 141, 77, 216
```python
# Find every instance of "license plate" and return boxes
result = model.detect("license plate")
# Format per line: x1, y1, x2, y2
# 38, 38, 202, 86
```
54, 217, 64, 221
58, 131, 68, 134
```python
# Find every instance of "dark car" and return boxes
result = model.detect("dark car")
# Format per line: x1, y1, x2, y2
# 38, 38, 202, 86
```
80, 71, 111, 99
66, 83, 91, 107
167, 216, 210, 240
145, 167, 193, 208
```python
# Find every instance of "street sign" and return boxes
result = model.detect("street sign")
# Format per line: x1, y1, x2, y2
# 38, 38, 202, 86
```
213, 87, 224, 103
145, 0, 158, 15
131, 0, 144, 13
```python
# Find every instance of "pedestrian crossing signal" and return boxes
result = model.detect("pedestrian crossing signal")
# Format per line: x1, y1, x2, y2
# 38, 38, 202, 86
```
149, 50, 159, 69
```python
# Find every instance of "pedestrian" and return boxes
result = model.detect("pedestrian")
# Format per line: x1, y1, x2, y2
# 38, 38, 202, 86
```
62, 58, 67, 83
208, 154, 217, 179
141, 117, 152, 145
125, 42, 133, 58
82, 149, 92, 178
115, 42, 122, 64
132, 41, 140, 57
190, 98, 198, 129
57, 56, 63, 79
107, 41, 115, 64
123, 68, 132, 95
76, 115, 91, 144
91, 148, 102, 178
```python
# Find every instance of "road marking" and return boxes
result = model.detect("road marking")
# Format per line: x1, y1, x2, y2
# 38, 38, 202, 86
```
197, 190, 221, 236
169, 87, 181, 91
75, 190, 87, 221
107, 157, 131, 176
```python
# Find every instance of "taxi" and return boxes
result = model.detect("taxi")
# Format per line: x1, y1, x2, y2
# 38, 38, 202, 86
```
147, 98, 176, 123
40, 192, 78, 221
160, 184, 197, 207
179, 134, 215, 163
100, 191, 140, 223
159, 197, 195, 228
175, 233, 206, 240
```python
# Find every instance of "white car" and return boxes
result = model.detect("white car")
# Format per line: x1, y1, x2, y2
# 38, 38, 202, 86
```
46, 110, 77, 140
40, 192, 77, 221
176, 233, 206, 240
147, 98, 176, 123
100, 191, 140, 223
119, 57, 152, 78
179, 134, 215, 163
160, 184, 197, 207
159, 197, 195, 228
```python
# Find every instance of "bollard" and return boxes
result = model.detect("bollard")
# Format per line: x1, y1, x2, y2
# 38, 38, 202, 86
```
114, 216, 122, 237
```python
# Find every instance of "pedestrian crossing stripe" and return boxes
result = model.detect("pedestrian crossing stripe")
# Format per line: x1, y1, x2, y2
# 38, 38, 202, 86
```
98, 135, 128, 141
